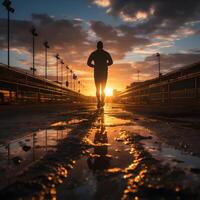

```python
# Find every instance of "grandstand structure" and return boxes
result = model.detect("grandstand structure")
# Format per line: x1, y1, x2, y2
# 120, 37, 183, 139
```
118, 61, 200, 105
0, 63, 87, 103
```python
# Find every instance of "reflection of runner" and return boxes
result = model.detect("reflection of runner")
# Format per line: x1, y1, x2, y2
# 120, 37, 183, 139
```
87, 111, 110, 172
87, 41, 113, 108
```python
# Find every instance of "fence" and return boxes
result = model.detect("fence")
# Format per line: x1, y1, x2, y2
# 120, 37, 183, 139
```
0, 64, 86, 103
118, 63, 200, 105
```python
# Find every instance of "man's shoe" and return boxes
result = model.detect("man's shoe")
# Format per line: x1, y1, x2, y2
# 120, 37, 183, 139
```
101, 101, 105, 107
97, 102, 101, 109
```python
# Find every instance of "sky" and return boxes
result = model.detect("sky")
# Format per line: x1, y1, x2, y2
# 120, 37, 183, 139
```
0, 0, 200, 96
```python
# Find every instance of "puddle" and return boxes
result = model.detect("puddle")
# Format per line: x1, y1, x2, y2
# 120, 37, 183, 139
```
109, 112, 200, 178
141, 136, 200, 176
56, 111, 133, 200
113, 115, 200, 180
0, 127, 72, 190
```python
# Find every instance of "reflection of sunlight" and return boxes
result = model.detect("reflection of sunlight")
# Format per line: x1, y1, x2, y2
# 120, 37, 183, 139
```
105, 87, 113, 96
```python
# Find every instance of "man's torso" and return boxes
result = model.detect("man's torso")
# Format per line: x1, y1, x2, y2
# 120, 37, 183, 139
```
91, 49, 110, 72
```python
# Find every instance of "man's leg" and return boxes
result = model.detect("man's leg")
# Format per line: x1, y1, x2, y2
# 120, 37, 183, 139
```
101, 72, 107, 107
94, 75, 101, 108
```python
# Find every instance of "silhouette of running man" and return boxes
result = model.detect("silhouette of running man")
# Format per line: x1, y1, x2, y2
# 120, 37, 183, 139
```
87, 41, 113, 108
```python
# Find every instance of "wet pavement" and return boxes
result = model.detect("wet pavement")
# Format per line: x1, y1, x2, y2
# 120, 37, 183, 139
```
0, 104, 200, 199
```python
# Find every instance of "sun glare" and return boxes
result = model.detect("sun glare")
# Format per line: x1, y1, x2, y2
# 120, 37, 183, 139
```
105, 87, 113, 96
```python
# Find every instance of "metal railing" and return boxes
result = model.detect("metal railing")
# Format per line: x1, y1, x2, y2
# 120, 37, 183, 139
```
0, 64, 87, 103
118, 69, 200, 105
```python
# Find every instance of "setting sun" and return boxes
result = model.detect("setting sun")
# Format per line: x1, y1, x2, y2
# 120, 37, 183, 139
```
105, 87, 113, 96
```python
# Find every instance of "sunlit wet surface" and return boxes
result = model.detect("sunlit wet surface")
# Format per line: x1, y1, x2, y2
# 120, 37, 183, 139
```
56, 110, 134, 200
1, 104, 200, 199
0, 124, 73, 189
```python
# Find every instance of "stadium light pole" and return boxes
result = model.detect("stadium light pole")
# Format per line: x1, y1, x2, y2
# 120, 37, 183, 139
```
66, 65, 69, 87
70, 69, 73, 89
30, 27, 38, 75
75, 78, 78, 92
78, 81, 80, 93
60, 59, 64, 86
156, 53, 161, 78
43, 41, 50, 79
75, 75, 78, 92
137, 70, 140, 82
55, 54, 60, 82
2, 0, 15, 68
73, 73, 77, 91
75, 77, 78, 92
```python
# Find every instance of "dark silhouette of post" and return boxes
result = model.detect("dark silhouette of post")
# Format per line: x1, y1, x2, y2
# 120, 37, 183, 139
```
75, 76, 78, 92
60, 60, 64, 86
78, 81, 80, 93
75, 77, 78, 92
137, 70, 140, 81
66, 65, 69, 87
30, 27, 38, 75
43, 41, 50, 79
156, 53, 161, 77
70, 69, 73, 89
2, 0, 15, 68
55, 54, 60, 82
73, 73, 77, 91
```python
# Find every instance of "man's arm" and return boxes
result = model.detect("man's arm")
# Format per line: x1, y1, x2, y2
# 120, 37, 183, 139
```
87, 53, 95, 68
107, 53, 113, 66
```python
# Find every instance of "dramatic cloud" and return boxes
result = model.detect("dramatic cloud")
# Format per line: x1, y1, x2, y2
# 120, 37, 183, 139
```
0, 14, 92, 62
89, 21, 150, 60
91, 0, 200, 39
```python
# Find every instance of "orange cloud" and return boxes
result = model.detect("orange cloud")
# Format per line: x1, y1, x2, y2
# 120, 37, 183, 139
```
92, 0, 110, 7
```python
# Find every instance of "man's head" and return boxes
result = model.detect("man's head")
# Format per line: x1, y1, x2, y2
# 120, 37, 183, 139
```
97, 41, 103, 50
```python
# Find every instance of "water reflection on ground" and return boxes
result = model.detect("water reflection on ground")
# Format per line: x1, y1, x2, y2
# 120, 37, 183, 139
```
1, 104, 200, 199
56, 109, 133, 200
0, 128, 72, 190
